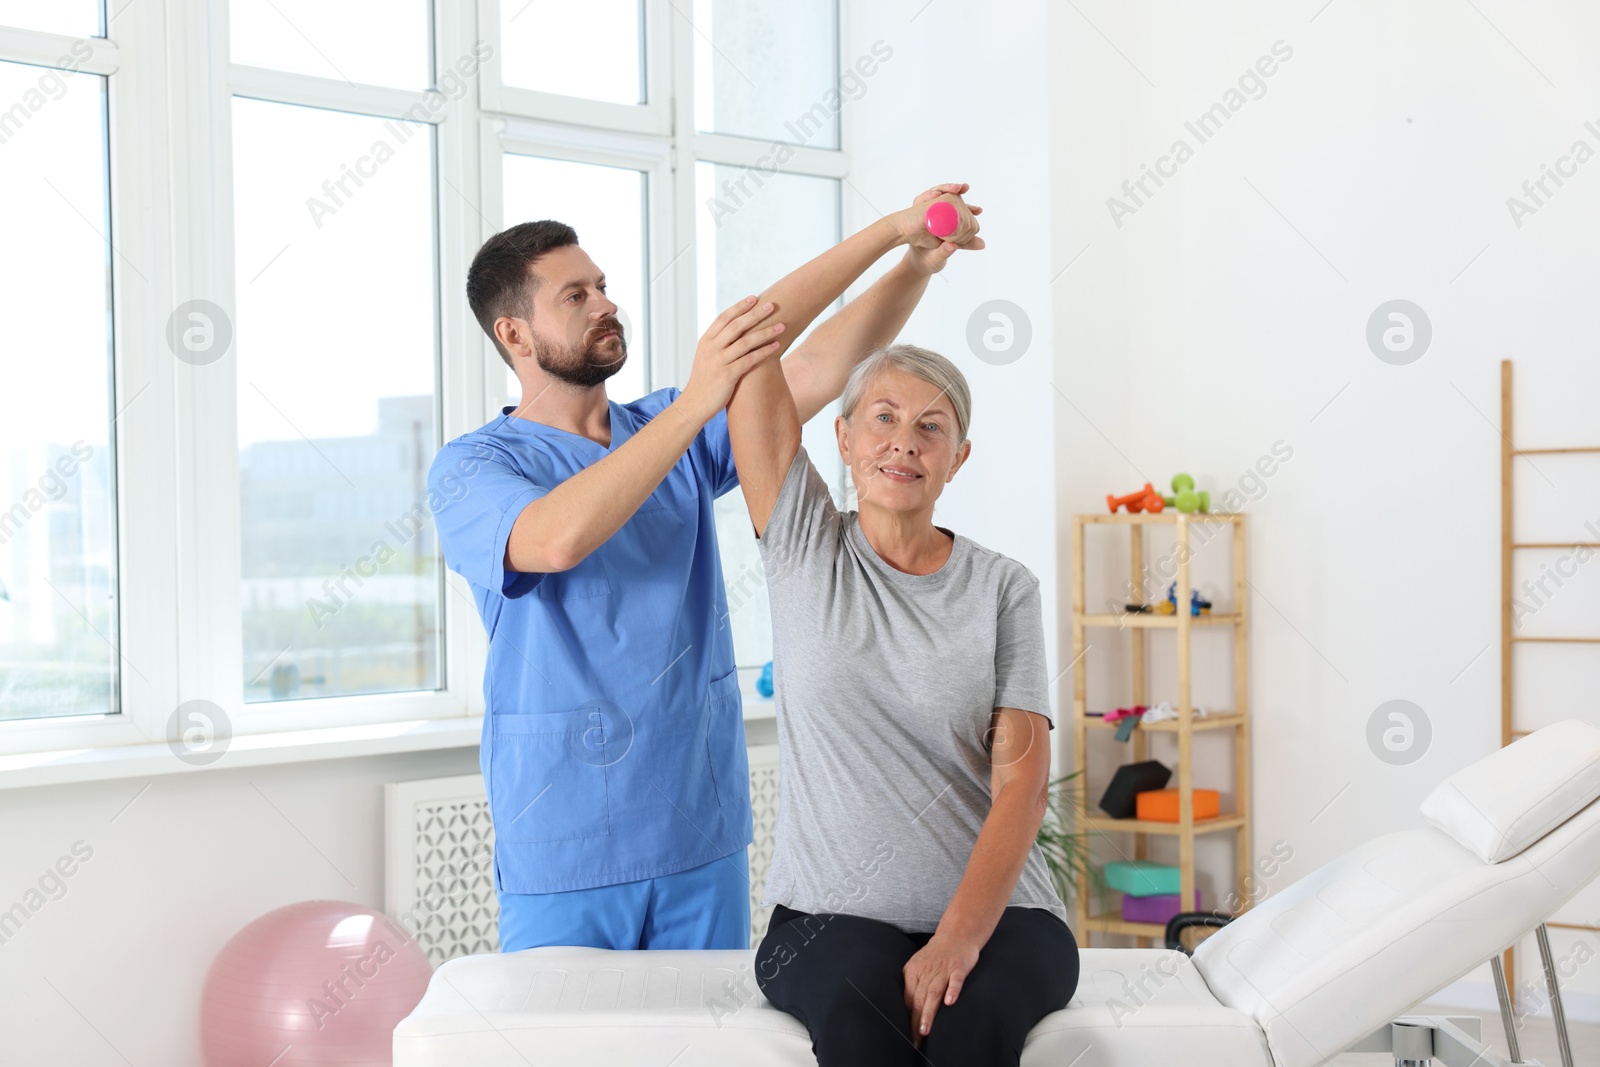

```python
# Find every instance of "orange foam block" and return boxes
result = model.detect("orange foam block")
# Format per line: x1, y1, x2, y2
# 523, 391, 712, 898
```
1135, 788, 1220, 822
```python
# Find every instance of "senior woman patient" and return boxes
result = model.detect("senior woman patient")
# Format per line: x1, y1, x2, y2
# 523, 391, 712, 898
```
726, 329, 1080, 1065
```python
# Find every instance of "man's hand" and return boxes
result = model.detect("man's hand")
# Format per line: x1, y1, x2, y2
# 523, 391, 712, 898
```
901, 929, 983, 1047
503, 296, 779, 573
676, 295, 786, 426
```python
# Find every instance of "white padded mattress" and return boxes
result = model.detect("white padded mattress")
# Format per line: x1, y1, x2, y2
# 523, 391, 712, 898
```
394, 946, 1274, 1066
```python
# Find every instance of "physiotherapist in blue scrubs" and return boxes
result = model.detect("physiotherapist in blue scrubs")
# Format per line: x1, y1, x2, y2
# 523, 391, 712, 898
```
429, 184, 982, 952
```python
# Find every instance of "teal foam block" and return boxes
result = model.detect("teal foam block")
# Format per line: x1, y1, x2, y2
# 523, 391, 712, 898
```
1104, 861, 1181, 897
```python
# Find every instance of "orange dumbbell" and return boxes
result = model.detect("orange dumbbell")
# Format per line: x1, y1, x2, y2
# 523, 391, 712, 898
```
1107, 483, 1165, 514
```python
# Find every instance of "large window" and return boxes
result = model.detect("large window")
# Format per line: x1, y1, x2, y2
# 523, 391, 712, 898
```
1, 1, 101, 37
0, 0, 846, 753
232, 99, 442, 703
0, 55, 117, 722
693, 1, 840, 149
499, 0, 643, 104
230, 0, 431, 88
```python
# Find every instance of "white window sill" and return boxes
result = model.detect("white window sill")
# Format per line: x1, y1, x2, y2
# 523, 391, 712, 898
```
1, 682, 778, 791
0, 716, 485, 791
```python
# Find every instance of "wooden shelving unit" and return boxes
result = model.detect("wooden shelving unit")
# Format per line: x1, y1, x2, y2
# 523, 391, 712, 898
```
1070, 511, 1252, 947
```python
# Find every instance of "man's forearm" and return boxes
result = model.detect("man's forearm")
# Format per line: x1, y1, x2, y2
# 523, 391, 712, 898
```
503, 397, 707, 573
783, 253, 934, 424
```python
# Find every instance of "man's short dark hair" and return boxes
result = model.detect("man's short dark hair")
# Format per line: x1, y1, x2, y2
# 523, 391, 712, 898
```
467, 220, 579, 368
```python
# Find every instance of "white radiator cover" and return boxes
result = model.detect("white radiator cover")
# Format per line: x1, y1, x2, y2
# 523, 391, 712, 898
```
383, 774, 498, 966
386, 743, 781, 965
746, 741, 782, 941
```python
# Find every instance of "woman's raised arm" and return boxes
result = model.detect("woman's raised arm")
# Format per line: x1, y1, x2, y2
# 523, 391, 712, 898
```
731, 187, 980, 535
726, 313, 802, 539
780, 184, 982, 424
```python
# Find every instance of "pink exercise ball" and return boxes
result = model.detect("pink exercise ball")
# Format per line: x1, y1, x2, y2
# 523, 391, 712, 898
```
200, 900, 433, 1067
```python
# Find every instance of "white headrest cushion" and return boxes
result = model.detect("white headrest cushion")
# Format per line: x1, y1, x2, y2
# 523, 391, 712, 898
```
1420, 719, 1600, 863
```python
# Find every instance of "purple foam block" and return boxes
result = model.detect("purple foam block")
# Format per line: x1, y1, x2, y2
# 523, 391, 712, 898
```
1121, 890, 1200, 925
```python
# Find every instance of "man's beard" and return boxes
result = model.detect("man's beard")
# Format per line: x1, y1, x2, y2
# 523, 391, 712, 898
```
534, 318, 628, 388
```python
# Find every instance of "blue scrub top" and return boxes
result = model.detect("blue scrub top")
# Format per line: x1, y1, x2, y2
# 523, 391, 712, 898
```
428, 387, 751, 894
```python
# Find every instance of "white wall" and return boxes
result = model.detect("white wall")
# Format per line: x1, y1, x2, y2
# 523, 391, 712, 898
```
840, 0, 1061, 688
0, 748, 481, 1065
1048, 0, 1600, 1016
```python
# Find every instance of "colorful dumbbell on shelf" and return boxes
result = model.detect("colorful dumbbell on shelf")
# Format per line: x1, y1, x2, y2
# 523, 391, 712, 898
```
1107, 483, 1164, 513
1109, 475, 1212, 515
1163, 472, 1211, 514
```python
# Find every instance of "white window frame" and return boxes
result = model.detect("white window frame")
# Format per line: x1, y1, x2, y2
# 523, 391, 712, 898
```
0, 0, 849, 769
0, 9, 179, 759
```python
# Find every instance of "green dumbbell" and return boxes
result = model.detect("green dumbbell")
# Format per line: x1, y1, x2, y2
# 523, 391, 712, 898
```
1162, 472, 1211, 513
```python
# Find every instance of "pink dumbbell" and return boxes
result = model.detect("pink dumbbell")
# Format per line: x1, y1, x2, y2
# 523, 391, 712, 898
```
924, 200, 960, 239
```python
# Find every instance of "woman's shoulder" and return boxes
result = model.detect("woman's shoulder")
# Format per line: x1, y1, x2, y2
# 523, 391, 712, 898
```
952, 534, 1041, 596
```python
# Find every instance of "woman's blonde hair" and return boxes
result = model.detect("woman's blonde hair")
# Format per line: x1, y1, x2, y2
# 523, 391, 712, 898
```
839, 344, 972, 444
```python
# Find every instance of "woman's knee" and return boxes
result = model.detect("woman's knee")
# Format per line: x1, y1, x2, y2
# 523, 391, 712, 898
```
988, 908, 1081, 1006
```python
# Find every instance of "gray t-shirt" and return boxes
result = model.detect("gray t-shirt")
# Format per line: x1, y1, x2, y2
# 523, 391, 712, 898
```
756, 446, 1066, 933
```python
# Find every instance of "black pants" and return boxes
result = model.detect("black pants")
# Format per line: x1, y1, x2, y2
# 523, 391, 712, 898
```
755, 903, 1079, 1067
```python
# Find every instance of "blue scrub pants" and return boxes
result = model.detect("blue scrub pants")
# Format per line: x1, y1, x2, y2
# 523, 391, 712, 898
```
498, 848, 751, 952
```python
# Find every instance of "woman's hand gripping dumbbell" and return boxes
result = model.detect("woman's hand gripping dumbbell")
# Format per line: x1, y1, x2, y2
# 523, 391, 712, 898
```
888, 183, 983, 275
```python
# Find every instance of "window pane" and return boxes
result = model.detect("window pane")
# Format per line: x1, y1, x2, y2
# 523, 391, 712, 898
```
693, 0, 839, 149
233, 98, 441, 703
0, 60, 116, 721
231, 0, 430, 90
501, 154, 648, 406
0, 0, 101, 37
695, 163, 839, 671
501, 0, 642, 105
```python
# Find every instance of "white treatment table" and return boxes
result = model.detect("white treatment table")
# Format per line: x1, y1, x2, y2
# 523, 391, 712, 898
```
396, 720, 1600, 1067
